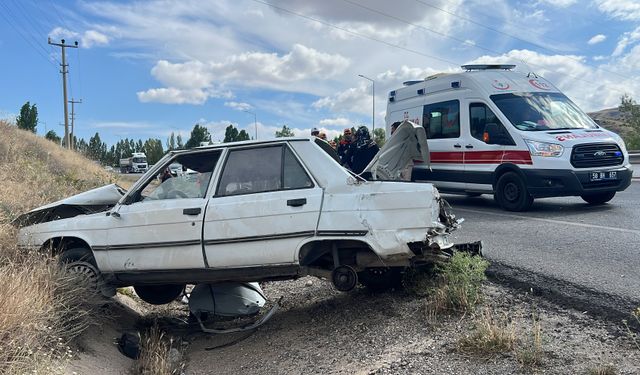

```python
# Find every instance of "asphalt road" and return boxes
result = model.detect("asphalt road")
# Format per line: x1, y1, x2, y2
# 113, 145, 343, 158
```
445, 177, 640, 314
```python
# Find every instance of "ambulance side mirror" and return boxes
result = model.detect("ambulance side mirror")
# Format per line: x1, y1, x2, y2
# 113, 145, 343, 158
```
483, 123, 514, 145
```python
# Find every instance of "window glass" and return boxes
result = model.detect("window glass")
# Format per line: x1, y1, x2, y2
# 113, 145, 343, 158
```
217, 146, 283, 196
423, 100, 460, 139
136, 151, 220, 202
469, 103, 505, 141
283, 147, 313, 189
490, 92, 598, 131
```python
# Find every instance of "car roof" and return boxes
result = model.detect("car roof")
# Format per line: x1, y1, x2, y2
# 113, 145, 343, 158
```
169, 138, 313, 155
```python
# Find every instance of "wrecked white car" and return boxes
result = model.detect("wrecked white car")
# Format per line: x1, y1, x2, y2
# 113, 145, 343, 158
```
15, 122, 468, 305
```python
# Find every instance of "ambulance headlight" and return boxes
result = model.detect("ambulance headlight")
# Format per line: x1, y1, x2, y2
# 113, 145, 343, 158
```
525, 140, 564, 157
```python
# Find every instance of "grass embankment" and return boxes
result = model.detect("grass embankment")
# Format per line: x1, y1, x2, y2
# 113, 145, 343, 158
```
0, 120, 113, 373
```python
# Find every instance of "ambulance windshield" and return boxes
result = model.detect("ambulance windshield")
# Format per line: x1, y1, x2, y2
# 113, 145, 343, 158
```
490, 92, 598, 132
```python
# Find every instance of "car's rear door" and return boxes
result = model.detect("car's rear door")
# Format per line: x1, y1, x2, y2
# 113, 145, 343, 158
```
104, 150, 222, 273
203, 143, 322, 269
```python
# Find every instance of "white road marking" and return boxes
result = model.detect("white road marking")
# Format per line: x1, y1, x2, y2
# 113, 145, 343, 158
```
455, 208, 640, 235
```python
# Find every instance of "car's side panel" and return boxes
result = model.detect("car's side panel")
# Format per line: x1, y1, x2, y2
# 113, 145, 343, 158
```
104, 198, 207, 272
203, 187, 323, 268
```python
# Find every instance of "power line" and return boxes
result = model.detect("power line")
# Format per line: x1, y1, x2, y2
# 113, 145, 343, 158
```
336, 0, 631, 99
250, 0, 632, 109
248, 0, 460, 67
410, 0, 632, 80
0, 0, 58, 67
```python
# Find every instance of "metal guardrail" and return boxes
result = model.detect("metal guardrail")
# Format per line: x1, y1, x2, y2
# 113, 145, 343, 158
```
629, 150, 640, 164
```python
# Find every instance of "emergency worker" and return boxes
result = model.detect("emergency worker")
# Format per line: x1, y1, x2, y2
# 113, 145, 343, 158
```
337, 128, 354, 168
350, 126, 379, 174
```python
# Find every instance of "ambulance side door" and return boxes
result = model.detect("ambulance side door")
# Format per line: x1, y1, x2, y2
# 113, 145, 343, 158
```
413, 99, 465, 192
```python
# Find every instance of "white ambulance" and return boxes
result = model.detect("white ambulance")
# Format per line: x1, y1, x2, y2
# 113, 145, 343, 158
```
385, 64, 633, 211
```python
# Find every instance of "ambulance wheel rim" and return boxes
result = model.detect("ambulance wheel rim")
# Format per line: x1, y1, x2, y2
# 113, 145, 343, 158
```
504, 182, 520, 202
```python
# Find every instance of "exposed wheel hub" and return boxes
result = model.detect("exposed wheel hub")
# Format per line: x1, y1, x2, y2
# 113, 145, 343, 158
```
331, 265, 358, 292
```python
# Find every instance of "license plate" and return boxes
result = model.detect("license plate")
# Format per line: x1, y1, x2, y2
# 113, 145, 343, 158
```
589, 171, 617, 181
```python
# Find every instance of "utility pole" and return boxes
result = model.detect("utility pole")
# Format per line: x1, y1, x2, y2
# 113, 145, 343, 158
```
48, 38, 78, 149
358, 74, 375, 137
243, 109, 258, 140
69, 98, 82, 149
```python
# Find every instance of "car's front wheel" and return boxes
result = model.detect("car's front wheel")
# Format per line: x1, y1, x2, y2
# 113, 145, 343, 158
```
133, 284, 185, 305
581, 191, 616, 205
58, 247, 102, 291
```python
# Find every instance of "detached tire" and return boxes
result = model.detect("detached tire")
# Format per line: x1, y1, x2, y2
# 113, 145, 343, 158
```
58, 247, 101, 291
134, 284, 185, 305
495, 171, 533, 212
358, 267, 404, 292
581, 191, 616, 205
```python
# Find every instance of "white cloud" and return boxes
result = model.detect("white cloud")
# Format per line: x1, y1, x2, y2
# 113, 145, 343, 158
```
224, 102, 252, 111
537, 0, 578, 7
138, 44, 350, 104
91, 121, 153, 129
48, 27, 109, 48
468, 49, 640, 111
588, 34, 607, 45
595, 0, 640, 21
137, 87, 229, 105
612, 26, 640, 57
319, 117, 351, 127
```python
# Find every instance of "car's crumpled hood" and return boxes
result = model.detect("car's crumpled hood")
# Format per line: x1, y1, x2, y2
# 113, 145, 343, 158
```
12, 183, 126, 228
364, 120, 430, 180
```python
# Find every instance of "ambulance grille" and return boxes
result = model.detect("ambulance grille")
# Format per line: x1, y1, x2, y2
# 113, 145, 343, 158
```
570, 143, 624, 168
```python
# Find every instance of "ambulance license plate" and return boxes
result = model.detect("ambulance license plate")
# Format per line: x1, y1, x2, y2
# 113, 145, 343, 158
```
589, 171, 617, 181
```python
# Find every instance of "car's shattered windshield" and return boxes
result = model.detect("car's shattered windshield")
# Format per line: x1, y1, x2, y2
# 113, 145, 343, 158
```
491, 92, 598, 131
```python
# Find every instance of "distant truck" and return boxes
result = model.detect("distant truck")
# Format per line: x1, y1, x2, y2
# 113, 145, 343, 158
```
119, 152, 148, 173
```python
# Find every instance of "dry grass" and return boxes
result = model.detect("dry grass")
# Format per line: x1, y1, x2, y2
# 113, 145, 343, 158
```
588, 364, 618, 375
0, 120, 112, 373
622, 307, 640, 351
135, 323, 184, 375
457, 307, 545, 367
458, 308, 517, 356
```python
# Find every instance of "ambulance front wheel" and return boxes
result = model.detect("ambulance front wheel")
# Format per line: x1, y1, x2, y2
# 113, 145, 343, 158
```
495, 172, 533, 212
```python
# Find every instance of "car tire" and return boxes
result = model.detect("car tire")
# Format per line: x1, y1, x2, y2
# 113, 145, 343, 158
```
495, 172, 533, 212
358, 267, 404, 292
58, 247, 102, 291
581, 191, 616, 205
134, 284, 185, 305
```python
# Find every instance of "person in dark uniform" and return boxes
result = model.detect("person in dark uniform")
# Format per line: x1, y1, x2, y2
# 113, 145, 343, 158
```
349, 126, 379, 175
337, 128, 354, 168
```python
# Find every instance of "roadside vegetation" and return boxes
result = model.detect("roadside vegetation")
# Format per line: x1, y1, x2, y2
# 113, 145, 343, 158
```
0, 120, 112, 373
135, 323, 184, 375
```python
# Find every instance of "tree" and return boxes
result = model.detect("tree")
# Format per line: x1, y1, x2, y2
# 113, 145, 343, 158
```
44, 130, 61, 144
223, 124, 250, 143
619, 94, 640, 149
143, 138, 165, 164
373, 128, 386, 147
185, 124, 212, 149
87, 132, 105, 161
16, 102, 38, 132
176, 134, 184, 149
275, 124, 295, 138
167, 132, 177, 151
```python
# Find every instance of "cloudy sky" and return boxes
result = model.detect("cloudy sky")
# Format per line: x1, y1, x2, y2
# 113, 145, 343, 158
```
1, 0, 639, 145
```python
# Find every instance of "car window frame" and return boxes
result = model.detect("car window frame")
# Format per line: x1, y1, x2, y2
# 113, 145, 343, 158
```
125, 149, 223, 204
213, 143, 316, 198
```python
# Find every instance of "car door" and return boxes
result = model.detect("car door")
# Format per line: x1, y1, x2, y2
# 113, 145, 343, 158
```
105, 150, 222, 272
413, 99, 465, 192
203, 143, 323, 269
465, 101, 517, 192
